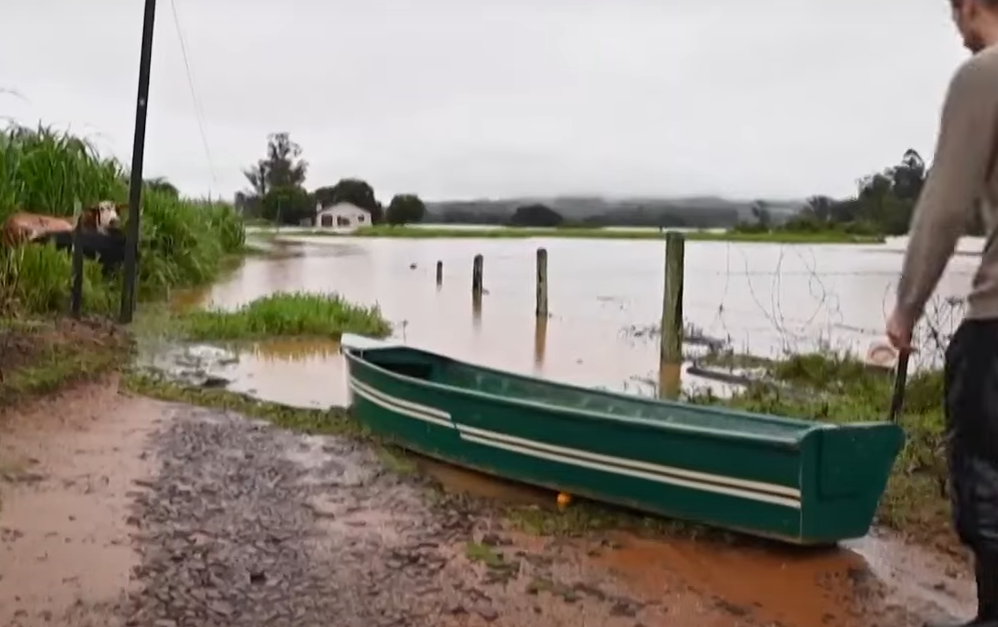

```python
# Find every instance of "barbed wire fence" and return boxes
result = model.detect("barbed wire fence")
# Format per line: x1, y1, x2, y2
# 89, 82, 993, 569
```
622, 240, 966, 373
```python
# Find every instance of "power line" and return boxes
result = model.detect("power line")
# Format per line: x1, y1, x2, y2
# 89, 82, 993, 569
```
168, 0, 218, 192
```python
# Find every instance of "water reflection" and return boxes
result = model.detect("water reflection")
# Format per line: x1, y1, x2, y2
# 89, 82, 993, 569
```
533, 316, 548, 371
169, 286, 210, 313
223, 338, 347, 409
471, 294, 482, 332
242, 338, 341, 361
658, 362, 682, 400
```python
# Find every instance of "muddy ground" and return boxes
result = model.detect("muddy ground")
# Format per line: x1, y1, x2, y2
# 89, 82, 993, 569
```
0, 378, 981, 627
0, 316, 126, 401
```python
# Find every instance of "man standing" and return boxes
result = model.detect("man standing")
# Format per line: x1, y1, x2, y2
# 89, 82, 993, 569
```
888, 2, 998, 626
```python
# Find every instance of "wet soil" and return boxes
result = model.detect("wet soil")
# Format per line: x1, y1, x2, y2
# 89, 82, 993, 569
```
0, 378, 979, 627
0, 316, 127, 399
0, 376, 158, 626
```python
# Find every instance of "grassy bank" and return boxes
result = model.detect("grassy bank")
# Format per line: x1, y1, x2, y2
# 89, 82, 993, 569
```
0, 124, 247, 319
0, 317, 130, 407
272, 224, 884, 244
175, 291, 392, 341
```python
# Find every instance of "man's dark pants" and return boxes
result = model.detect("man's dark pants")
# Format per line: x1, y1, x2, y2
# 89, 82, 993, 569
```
940, 319, 998, 625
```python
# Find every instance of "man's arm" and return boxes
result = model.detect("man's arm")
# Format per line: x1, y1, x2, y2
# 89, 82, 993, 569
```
895, 55, 998, 325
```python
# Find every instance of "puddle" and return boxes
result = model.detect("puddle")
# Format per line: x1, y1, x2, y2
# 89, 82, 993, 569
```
597, 533, 866, 627
845, 532, 973, 619
136, 338, 348, 409
223, 339, 347, 408
404, 455, 973, 625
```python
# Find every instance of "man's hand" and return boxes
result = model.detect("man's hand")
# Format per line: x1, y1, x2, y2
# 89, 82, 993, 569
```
886, 308, 915, 351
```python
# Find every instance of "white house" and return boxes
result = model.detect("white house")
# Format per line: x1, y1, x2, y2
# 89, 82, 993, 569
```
314, 202, 371, 232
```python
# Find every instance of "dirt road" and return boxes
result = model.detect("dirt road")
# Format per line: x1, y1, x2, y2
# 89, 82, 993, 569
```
0, 379, 978, 627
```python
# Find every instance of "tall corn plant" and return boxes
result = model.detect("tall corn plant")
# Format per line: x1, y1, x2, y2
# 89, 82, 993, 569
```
0, 246, 24, 319
0, 124, 126, 220
0, 120, 247, 316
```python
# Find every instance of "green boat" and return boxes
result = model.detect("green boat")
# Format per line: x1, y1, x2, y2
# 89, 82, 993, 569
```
341, 334, 905, 545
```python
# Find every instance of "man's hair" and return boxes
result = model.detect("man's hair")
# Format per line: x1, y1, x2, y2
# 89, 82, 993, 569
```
952, 0, 998, 7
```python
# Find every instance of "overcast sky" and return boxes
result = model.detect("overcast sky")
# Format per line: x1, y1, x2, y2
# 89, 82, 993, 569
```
1, 0, 968, 201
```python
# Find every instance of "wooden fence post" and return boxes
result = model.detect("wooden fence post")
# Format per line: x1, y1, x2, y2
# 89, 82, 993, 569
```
535, 248, 548, 318
660, 231, 685, 399
69, 199, 84, 318
472, 254, 483, 300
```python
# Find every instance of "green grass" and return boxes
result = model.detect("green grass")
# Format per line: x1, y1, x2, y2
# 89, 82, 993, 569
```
0, 318, 131, 407
174, 291, 392, 341
0, 123, 247, 319
275, 224, 884, 244
464, 541, 505, 568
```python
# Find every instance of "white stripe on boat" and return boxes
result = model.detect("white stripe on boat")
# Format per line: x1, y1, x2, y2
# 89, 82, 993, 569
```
347, 376, 801, 509
458, 431, 800, 509
350, 379, 454, 428
455, 423, 800, 500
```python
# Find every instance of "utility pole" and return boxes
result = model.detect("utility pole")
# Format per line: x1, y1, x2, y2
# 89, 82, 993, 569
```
119, 0, 158, 324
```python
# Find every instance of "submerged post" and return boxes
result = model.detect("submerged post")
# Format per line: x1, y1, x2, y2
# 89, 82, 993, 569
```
119, 0, 158, 324
472, 290, 483, 330
472, 254, 483, 300
660, 231, 685, 399
435, 260, 443, 286
535, 247, 548, 318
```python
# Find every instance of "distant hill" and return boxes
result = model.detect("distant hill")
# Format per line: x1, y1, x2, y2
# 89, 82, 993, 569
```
424, 196, 807, 228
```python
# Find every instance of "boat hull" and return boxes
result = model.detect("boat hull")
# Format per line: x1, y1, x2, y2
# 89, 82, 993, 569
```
342, 336, 905, 545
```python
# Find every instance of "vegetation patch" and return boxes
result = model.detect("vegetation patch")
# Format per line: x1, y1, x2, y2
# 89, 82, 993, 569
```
464, 541, 506, 568
0, 317, 130, 407
374, 445, 419, 475
174, 291, 392, 341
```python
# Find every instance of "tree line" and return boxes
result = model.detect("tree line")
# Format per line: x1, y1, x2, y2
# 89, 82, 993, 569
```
234, 136, 977, 236
746, 148, 984, 237
235, 133, 425, 226
511, 148, 982, 235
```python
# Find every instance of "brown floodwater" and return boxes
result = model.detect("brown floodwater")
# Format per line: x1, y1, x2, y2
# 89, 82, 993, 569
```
180, 235, 977, 409
222, 338, 344, 408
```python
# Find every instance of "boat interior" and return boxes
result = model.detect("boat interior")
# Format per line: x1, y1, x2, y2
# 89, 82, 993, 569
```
351, 346, 844, 440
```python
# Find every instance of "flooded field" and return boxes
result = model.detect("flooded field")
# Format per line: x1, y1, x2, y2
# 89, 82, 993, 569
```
178, 234, 979, 409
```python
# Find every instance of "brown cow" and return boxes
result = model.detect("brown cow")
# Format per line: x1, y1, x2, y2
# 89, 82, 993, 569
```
1, 201, 126, 248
